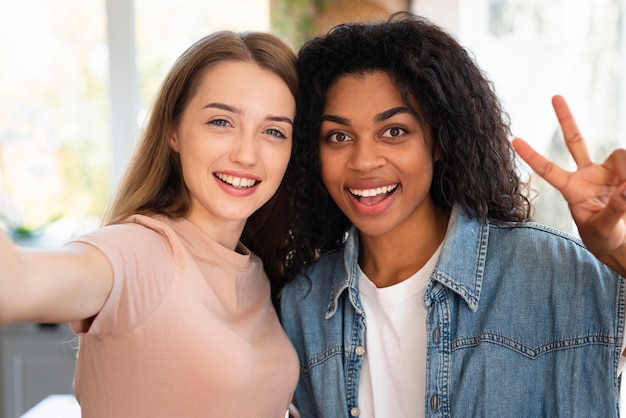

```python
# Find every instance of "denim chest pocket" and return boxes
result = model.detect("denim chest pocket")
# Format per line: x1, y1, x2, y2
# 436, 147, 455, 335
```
444, 330, 621, 417
300, 344, 345, 376
444, 291, 622, 360
450, 331, 620, 359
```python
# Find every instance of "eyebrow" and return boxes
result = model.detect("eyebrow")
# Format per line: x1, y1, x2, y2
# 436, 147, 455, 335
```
375, 106, 411, 122
320, 114, 350, 126
204, 102, 293, 126
321, 106, 411, 126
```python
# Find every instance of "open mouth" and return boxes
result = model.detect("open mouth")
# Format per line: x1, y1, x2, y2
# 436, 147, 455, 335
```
214, 173, 258, 189
348, 183, 398, 205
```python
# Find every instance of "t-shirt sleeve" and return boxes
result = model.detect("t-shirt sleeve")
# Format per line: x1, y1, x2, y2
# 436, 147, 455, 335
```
70, 222, 177, 339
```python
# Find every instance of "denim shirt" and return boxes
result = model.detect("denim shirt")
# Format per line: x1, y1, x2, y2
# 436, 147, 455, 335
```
280, 206, 625, 418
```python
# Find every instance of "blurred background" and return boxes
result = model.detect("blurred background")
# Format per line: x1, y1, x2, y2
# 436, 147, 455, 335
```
0, 0, 624, 416
0, 0, 624, 241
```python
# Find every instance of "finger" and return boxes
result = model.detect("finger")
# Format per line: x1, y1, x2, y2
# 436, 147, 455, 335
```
552, 95, 593, 167
580, 182, 626, 248
511, 137, 569, 190
605, 182, 626, 223
604, 148, 626, 184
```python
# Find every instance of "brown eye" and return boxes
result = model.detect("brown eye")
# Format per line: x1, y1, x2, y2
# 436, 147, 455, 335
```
382, 127, 406, 138
326, 131, 352, 143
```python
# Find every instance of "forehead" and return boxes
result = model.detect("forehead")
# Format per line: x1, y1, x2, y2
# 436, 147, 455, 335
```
324, 71, 404, 111
198, 61, 274, 89
189, 60, 295, 109
323, 71, 422, 124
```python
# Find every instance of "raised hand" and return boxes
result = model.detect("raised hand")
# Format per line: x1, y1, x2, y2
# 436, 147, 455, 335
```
512, 95, 626, 276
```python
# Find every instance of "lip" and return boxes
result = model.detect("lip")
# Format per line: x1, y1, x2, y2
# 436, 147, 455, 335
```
345, 181, 399, 216
348, 183, 398, 198
214, 170, 262, 197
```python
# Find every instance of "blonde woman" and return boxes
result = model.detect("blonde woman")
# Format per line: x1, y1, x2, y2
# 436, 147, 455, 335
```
0, 30, 299, 417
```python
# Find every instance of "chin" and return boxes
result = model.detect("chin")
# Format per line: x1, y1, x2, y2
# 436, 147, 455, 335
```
352, 222, 396, 239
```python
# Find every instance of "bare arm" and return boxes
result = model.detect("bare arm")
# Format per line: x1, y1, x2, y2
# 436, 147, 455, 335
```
0, 230, 113, 324
512, 95, 626, 277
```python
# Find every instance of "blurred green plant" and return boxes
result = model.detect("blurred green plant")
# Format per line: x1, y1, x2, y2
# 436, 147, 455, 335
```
0, 213, 62, 240
271, 0, 328, 47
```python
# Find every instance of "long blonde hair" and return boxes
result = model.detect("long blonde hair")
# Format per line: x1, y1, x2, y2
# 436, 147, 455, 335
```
103, 31, 298, 227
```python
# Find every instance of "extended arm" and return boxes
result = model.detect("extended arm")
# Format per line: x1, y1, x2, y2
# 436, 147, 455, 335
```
0, 230, 113, 324
512, 95, 626, 277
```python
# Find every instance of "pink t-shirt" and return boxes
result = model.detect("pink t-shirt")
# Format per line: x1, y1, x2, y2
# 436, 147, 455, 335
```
70, 214, 298, 417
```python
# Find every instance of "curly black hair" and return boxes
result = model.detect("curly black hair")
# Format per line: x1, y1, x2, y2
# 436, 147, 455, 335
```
278, 11, 531, 291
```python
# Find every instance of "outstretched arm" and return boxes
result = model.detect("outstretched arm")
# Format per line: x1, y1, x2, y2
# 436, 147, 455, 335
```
512, 95, 626, 277
0, 230, 113, 324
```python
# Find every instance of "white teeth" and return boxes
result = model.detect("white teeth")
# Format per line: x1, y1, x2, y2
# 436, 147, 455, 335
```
349, 184, 398, 197
215, 173, 257, 188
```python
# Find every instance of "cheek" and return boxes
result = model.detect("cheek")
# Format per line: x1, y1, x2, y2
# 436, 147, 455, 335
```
404, 143, 435, 169
178, 150, 203, 176
264, 143, 292, 177
401, 152, 435, 194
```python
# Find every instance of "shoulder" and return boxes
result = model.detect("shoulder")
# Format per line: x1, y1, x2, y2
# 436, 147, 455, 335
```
489, 221, 595, 258
280, 248, 346, 311
485, 220, 622, 283
283, 249, 344, 292
77, 218, 162, 248
73, 214, 184, 269
71, 216, 181, 337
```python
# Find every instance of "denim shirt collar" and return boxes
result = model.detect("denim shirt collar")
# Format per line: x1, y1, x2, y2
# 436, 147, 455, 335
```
325, 205, 487, 318
430, 205, 487, 312
324, 226, 364, 319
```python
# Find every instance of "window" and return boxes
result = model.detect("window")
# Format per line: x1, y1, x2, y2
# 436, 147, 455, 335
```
0, 0, 109, 242
133, 0, 270, 124
457, 0, 625, 232
0, 0, 271, 244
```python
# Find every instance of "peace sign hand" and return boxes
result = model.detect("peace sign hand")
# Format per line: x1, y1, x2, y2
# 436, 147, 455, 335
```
512, 95, 626, 276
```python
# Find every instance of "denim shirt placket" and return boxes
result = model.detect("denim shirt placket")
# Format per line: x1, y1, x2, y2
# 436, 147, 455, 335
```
337, 220, 481, 418
343, 238, 367, 417
421, 213, 487, 417
424, 281, 452, 417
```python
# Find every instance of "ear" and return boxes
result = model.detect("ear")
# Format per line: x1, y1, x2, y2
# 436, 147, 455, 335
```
169, 130, 180, 153
433, 146, 441, 163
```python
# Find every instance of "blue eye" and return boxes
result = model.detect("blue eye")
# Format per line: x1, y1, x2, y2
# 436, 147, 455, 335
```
208, 118, 231, 127
265, 128, 287, 139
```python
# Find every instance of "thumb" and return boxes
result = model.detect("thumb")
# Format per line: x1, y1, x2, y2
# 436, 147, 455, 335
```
579, 181, 626, 252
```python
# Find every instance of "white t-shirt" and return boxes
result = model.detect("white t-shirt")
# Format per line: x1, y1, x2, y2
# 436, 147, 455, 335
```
357, 245, 441, 418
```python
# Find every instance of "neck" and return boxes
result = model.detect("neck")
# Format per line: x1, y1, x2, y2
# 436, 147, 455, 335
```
185, 213, 245, 252
358, 206, 449, 288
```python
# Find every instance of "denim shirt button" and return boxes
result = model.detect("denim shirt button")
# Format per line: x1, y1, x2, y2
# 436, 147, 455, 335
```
355, 345, 365, 356
350, 406, 361, 416
431, 393, 439, 411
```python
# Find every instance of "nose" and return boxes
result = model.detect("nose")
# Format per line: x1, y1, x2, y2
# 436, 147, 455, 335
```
348, 139, 385, 172
230, 130, 258, 166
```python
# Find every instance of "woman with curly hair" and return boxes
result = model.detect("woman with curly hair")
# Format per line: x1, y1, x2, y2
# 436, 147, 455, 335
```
279, 12, 626, 418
